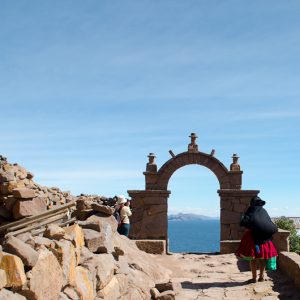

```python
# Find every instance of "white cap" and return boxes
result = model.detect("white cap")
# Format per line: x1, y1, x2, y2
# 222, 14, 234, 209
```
116, 195, 126, 205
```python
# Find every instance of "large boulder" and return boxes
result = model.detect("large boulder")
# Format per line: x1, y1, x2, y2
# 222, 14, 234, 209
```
83, 228, 113, 254
81, 254, 115, 292
112, 234, 170, 298
12, 197, 47, 219
79, 213, 118, 233
64, 224, 85, 249
51, 240, 76, 286
12, 188, 35, 199
0, 171, 15, 183
64, 224, 85, 264
91, 203, 115, 215
0, 252, 27, 288
4, 236, 39, 267
24, 249, 64, 300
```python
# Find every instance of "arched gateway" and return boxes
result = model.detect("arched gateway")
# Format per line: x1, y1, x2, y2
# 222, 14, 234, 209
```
128, 134, 259, 254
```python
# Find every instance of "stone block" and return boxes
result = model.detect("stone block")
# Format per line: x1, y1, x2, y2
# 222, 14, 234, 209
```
43, 224, 66, 241
4, 236, 39, 267
83, 228, 113, 253
0, 171, 15, 183
141, 213, 167, 239
278, 252, 300, 290
220, 209, 240, 225
135, 240, 166, 254
52, 240, 77, 286
97, 276, 120, 299
0, 252, 27, 288
64, 224, 85, 250
74, 266, 94, 300
273, 229, 290, 252
148, 204, 167, 216
81, 254, 115, 291
12, 188, 35, 199
12, 197, 47, 219
27, 249, 64, 300
91, 203, 114, 215
78, 213, 118, 233
220, 240, 240, 254
76, 198, 93, 210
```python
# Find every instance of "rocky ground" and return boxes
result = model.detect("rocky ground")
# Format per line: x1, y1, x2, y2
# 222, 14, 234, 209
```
153, 252, 300, 300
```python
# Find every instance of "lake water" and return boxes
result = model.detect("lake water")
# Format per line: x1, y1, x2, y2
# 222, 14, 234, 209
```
168, 219, 220, 253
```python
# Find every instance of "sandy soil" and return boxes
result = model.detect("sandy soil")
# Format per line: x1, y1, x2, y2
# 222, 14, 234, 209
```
153, 253, 300, 300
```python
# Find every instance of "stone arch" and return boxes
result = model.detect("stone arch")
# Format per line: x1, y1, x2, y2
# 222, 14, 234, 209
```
153, 152, 231, 190
128, 134, 260, 254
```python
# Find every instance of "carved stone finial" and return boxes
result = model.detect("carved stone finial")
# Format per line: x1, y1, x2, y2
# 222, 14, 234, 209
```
230, 154, 240, 171
188, 133, 199, 153
146, 153, 157, 172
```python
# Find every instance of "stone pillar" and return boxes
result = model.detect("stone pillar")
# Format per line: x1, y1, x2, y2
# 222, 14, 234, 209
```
127, 190, 170, 240
218, 189, 260, 241
143, 153, 158, 190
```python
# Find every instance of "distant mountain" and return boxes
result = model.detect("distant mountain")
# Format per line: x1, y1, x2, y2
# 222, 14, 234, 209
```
168, 213, 219, 221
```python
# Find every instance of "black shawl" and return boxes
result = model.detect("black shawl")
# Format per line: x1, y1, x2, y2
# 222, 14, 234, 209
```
240, 197, 278, 245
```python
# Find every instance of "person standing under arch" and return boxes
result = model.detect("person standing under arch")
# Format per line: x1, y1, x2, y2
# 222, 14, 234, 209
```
236, 196, 278, 283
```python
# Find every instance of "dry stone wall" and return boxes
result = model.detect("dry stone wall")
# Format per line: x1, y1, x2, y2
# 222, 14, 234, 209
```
0, 156, 75, 224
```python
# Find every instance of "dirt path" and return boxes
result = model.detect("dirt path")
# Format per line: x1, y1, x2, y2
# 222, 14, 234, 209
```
153, 253, 300, 300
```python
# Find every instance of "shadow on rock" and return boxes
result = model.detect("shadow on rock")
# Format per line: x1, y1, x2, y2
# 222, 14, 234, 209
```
267, 270, 300, 300
181, 280, 251, 290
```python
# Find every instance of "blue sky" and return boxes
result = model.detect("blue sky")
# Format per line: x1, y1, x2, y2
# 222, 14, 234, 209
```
1, 1, 300, 217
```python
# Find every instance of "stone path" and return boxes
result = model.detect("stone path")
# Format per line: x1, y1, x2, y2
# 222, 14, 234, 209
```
153, 253, 300, 300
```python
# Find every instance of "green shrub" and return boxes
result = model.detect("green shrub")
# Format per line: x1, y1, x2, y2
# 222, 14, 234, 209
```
274, 217, 300, 253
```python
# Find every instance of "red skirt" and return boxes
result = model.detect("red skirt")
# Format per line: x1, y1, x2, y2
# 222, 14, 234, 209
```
236, 230, 278, 259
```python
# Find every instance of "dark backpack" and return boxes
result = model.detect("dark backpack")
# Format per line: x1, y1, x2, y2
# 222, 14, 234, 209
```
114, 208, 123, 227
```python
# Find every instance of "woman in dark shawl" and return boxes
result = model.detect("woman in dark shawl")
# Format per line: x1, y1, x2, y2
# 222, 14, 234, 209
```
236, 196, 278, 283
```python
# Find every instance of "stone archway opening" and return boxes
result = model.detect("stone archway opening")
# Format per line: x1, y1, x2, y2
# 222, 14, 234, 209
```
128, 133, 260, 254
167, 164, 220, 253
